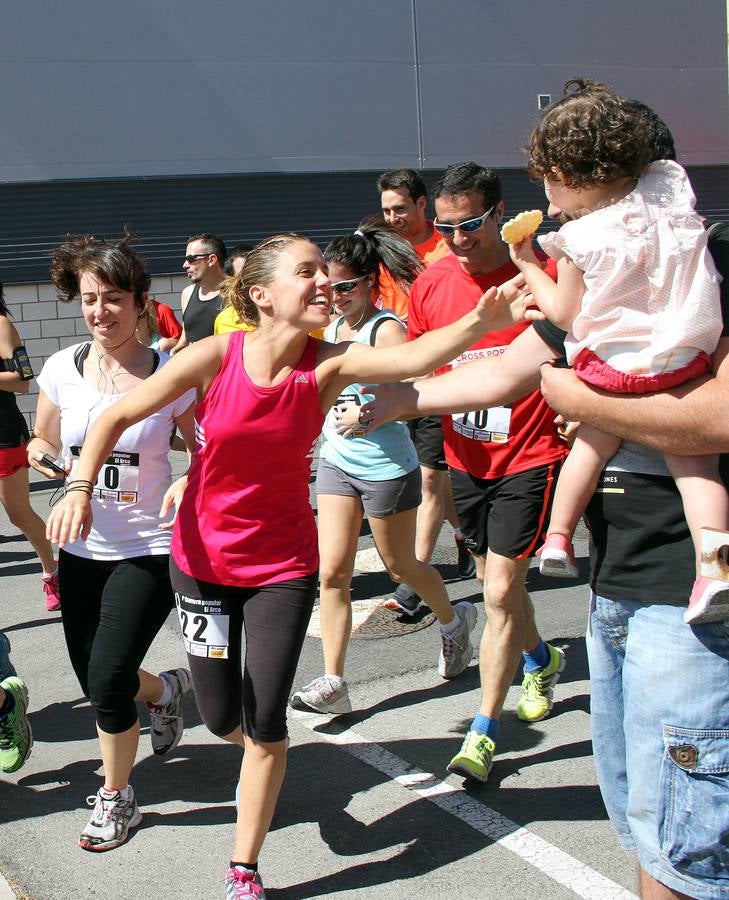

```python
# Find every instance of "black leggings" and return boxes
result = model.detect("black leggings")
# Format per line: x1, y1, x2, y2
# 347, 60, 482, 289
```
170, 559, 316, 743
58, 550, 174, 734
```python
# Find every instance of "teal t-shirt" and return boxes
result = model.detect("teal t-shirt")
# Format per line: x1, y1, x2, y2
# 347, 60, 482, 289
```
320, 311, 418, 481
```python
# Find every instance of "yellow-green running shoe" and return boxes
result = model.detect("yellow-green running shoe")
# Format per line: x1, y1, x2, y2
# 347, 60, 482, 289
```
516, 644, 566, 722
0, 676, 33, 773
447, 730, 495, 782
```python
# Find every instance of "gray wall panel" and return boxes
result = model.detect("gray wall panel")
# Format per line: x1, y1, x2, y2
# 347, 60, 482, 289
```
0, 1, 726, 181
415, 0, 723, 67
0, 60, 421, 179
415, 0, 729, 168
420, 63, 729, 168
0, 0, 420, 181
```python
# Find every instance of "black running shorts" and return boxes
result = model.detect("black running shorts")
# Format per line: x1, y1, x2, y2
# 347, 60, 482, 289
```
408, 415, 447, 471
449, 461, 561, 559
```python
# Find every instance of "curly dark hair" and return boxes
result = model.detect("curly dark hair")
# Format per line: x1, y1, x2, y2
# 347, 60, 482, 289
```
50, 228, 150, 309
526, 78, 655, 189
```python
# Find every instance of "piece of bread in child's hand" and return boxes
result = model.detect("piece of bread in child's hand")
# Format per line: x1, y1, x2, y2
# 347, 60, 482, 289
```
501, 210, 544, 245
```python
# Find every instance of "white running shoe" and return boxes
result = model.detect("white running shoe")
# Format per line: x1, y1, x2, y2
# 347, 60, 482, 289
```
79, 786, 143, 851
224, 866, 267, 898
147, 667, 191, 755
438, 601, 478, 679
290, 675, 352, 714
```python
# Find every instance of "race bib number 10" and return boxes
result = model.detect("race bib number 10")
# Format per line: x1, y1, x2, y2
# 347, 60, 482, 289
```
175, 592, 230, 659
451, 407, 512, 443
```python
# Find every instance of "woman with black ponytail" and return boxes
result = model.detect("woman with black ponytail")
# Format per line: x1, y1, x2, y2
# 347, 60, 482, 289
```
291, 221, 478, 717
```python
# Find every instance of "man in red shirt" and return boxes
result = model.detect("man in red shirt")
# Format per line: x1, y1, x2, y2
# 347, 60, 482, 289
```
377, 168, 473, 589
151, 300, 182, 341
409, 162, 567, 783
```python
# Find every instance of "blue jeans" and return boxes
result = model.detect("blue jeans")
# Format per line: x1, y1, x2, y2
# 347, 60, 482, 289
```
588, 593, 729, 898
0, 631, 16, 681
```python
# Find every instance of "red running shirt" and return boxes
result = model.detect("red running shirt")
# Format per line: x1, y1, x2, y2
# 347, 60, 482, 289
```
407, 254, 566, 479
172, 331, 323, 587
152, 301, 182, 339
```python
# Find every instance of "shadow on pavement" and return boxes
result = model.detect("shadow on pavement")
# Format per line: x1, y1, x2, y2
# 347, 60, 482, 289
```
267, 735, 607, 898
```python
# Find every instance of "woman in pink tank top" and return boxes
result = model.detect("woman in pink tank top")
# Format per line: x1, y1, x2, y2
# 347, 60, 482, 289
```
48, 232, 520, 898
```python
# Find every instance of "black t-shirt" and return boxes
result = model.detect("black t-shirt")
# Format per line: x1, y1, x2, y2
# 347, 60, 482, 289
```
533, 225, 729, 604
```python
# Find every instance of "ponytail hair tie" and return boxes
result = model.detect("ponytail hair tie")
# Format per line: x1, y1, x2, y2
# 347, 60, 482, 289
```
353, 229, 366, 239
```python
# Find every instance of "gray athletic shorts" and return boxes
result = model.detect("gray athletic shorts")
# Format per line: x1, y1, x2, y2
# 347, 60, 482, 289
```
316, 458, 422, 518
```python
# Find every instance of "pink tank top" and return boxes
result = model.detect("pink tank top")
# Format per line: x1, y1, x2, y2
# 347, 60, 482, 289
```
171, 330, 323, 587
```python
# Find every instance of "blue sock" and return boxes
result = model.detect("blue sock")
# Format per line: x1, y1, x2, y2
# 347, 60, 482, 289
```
523, 640, 550, 672
471, 714, 499, 739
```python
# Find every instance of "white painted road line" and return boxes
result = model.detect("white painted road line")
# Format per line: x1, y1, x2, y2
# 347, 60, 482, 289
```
294, 712, 638, 900
0, 872, 16, 899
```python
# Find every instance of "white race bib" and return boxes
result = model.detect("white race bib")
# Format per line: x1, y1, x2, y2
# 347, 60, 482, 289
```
175, 592, 230, 659
71, 447, 140, 503
451, 407, 512, 443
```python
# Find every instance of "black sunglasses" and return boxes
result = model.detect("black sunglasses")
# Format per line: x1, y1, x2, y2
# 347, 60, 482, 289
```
184, 253, 212, 264
331, 275, 368, 294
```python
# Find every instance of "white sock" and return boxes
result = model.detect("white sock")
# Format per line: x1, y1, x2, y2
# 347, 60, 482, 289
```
323, 673, 344, 688
440, 612, 461, 636
154, 674, 173, 707
101, 784, 131, 800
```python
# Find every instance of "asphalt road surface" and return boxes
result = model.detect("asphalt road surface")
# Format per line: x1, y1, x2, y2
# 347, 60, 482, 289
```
0, 467, 639, 899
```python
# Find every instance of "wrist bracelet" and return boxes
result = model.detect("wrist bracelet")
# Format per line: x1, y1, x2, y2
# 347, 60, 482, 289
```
65, 485, 93, 497
66, 479, 94, 488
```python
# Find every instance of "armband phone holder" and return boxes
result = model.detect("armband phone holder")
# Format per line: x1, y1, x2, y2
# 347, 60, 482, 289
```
3, 346, 33, 380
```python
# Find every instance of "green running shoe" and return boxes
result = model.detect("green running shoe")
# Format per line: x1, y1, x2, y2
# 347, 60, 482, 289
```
516, 644, 566, 722
447, 730, 495, 782
0, 677, 33, 773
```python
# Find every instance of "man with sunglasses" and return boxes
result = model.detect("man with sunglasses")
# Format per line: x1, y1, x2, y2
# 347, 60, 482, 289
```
377, 168, 474, 592
405, 161, 567, 783
171, 233, 227, 354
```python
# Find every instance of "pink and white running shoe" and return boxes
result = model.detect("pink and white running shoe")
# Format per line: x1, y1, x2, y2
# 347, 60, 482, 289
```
537, 534, 579, 579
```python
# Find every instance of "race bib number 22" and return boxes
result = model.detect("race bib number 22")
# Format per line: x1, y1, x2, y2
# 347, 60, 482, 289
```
175, 593, 230, 659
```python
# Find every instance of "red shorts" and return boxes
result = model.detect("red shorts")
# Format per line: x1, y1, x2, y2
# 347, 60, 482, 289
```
573, 348, 712, 394
0, 444, 29, 479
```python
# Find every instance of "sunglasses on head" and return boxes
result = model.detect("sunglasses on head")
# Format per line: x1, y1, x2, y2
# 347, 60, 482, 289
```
184, 253, 212, 264
433, 206, 495, 237
330, 274, 369, 294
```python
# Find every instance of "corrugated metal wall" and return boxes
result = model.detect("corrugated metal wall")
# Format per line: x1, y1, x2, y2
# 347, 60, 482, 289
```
2, 165, 728, 284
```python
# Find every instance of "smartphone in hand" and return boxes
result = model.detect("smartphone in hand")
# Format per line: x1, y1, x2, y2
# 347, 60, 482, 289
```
40, 454, 67, 478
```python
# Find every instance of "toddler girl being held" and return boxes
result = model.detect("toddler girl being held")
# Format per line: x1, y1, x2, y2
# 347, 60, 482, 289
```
509, 80, 727, 624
